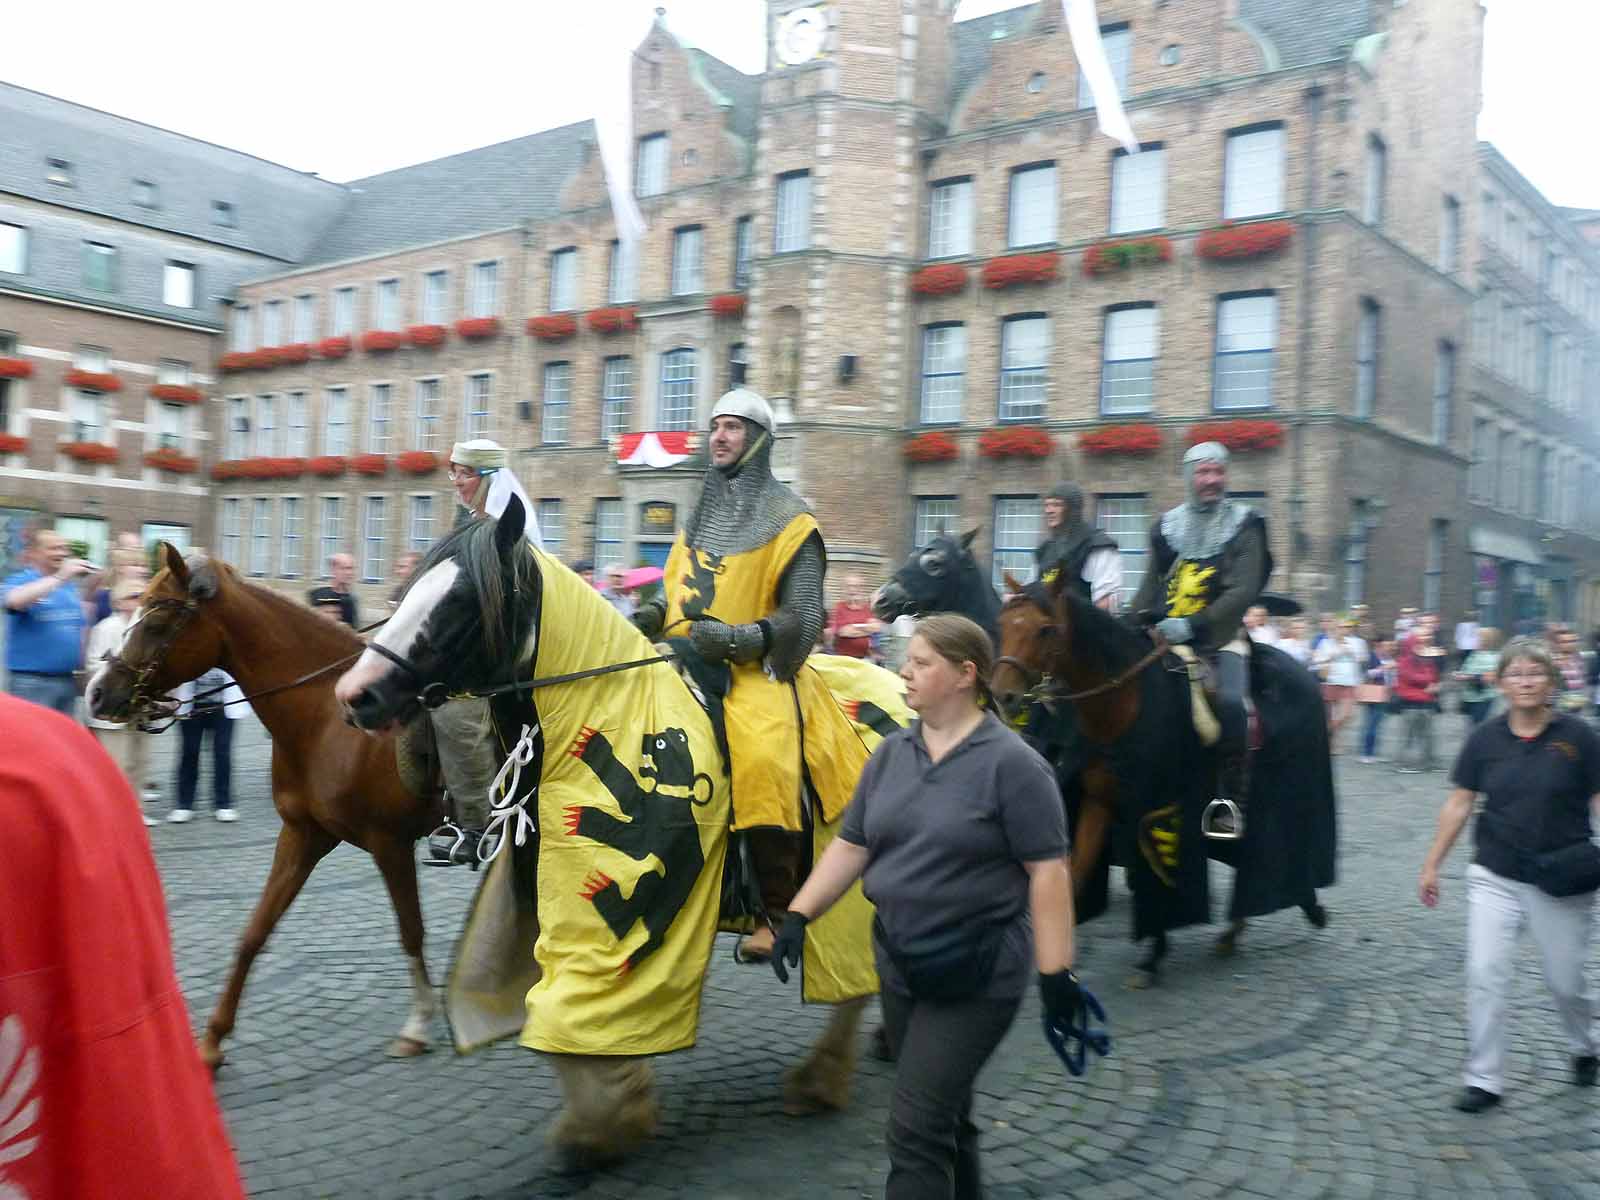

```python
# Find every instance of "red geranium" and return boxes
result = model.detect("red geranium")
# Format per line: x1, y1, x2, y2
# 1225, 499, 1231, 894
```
910, 264, 970, 297
317, 336, 352, 360
1082, 236, 1174, 277
708, 293, 747, 319
60, 441, 120, 464
0, 357, 33, 380
64, 369, 121, 392
1196, 220, 1294, 262
903, 431, 961, 463
211, 460, 242, 480
234, 457, 306, 480
143, 448, 198, 474
1079, 424, 1163, 456
407, 324, 448, 349
978, 425, 1055, 459
0, 433, 27, 453
526, 314, 578, 341
351, 452, 389, 476
218, 351, 269, 373
150, 384, 203, 405
307, 455, 348, 477
396, 450, 439, 474
454, 317, 502, 340
1185, 419, 1286, 452
586, 307, 639, 335
980, 252, 1060, 290
271, 343, 313, 365
361, 330, 406, 353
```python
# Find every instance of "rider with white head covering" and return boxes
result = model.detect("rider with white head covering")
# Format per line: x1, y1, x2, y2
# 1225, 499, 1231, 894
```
1127, 441, 1271, 837
448, 439, 543, 546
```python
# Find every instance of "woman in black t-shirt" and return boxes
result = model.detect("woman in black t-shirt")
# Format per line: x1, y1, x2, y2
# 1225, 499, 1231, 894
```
1418, 636, 1600, 1113
769, 614, 1081, 1200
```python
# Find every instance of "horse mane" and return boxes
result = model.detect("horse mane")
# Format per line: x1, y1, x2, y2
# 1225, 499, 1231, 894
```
159, 555, 363, 657
1022, 581, 1148, 677
410, 516, 541, 664
950, 545, 1001, 633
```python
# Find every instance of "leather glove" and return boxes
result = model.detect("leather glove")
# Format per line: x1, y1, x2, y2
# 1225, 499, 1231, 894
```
1039, 968, 1085, 1026
1155, 617, 1193, 644
632, 602, 664, 639
689, 618, 738, 661
770, 912, 809, 984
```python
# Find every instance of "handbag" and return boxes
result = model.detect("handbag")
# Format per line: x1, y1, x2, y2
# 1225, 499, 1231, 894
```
873, 914, 1008, 1002
1355, 684, 1388, 705
1531, 841, 1600, 898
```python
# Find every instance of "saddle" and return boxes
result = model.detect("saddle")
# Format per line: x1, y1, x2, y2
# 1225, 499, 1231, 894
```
395, 712, 444, 804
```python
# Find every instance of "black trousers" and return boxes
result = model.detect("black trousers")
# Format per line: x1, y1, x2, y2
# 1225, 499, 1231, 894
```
1214, 647, 1249, 754
177, 708, 235, 811
879, 987, 1022, 1200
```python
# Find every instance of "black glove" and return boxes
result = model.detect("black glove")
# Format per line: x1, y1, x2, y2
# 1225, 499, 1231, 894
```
770, 912, 809, 984
689, 618, 738, 662
632, 604, 664, 639
1039, 969, 1084, 1026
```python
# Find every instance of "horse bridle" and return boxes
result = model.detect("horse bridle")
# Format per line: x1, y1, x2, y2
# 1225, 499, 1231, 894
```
99, 595, 203, 728
990, 589, 1171, 713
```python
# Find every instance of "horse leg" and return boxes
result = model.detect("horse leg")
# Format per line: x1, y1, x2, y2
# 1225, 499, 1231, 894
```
1302, 894, 1330, 928
1216, 919, 1247, 957
369, 833, 436, 1057
200, 820, 337, 1070
1128, 931, 1167, 991
547, 1053, 659, 1172
783, 996, 869, 1116
1070, 761, 1116, 899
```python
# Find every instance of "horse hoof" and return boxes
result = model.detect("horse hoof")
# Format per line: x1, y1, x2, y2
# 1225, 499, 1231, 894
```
1125, 969, 1155, 991
1303, 903, 1329, 929
1215, 935, 1237, 958
385, 1036, 431, 1059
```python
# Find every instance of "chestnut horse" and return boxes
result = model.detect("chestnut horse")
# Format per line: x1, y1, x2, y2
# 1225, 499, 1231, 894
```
87, 545, 443, 1067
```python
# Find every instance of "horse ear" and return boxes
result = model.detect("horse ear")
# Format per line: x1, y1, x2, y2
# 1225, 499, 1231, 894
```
960, 528, 979, 551
1001, 570, 1024, 594
162, 541, 189, 585
187, 557, 220, 601
495, 493, 526, 558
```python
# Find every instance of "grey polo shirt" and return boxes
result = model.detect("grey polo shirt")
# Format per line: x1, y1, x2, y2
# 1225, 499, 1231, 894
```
838, 712, 1068, 998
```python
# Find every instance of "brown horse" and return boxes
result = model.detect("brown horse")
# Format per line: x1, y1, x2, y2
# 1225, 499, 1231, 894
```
86, 544, 443, 1067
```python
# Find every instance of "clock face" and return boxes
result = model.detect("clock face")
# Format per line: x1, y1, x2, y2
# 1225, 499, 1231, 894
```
777, 7, 826, 66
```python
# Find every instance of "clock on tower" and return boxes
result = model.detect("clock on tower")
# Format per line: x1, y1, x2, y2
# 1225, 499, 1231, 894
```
774, 5, 829, 67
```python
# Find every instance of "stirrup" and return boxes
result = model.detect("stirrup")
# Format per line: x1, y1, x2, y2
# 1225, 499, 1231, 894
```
423, 821, 482, 868
1201, 798, 1244, 842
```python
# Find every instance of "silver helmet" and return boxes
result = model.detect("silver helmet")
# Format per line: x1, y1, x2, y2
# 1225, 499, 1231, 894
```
1182, 441, 1230, 510
709, 387, 776, 435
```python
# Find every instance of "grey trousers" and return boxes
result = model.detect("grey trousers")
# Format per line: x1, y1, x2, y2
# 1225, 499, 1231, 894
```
429, 696, 500, 826
1398, 703, 1437, 768
879, 987, 1022, 1200
7, 671, 78, 717
1465, 863, 1597, 1094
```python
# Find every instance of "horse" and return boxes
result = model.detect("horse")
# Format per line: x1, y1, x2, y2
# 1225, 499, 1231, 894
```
873, 529, 999, 647
332, 496, 902, 1169
86, 545, 444, 1067
874, 535, 1334, 985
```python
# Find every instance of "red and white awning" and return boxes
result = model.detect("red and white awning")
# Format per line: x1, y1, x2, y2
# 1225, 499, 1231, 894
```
616, 431, 698, 468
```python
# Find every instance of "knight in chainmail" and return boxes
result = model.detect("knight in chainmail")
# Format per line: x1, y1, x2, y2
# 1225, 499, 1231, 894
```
1036, 481, 1122, 610
633, 388, 825, 960
1127, 442, 1272, 838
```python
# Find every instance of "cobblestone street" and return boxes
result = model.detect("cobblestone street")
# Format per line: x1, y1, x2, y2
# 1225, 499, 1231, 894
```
145, 716, 1600, 1200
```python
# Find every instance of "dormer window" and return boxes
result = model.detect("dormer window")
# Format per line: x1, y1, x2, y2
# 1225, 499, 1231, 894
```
213, 200, 237, 228
132, 179, 158, 208
46, 158, 73, 187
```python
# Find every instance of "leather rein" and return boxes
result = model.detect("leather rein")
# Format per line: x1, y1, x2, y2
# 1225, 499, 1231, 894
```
993, 638, 1168, 708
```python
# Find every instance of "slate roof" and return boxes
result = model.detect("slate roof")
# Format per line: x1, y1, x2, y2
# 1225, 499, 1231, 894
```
687, 48, 763, 143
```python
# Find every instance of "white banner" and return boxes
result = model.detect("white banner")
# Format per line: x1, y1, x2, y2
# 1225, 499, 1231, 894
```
1064, 0, 1140, 154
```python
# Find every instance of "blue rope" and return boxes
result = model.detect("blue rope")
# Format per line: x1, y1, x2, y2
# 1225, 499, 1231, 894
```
1043, 986, 1111, 1077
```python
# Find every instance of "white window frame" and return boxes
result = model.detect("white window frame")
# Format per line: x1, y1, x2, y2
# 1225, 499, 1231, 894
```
362, 496, 387, 584
1223, 126, 1286, 220
1440, 195, 1461, 273
332, 287, 356, 337
607, 240, 637, 304
671, 226, 703, 296
928, 179, 973, 259
992, 497, 1041, 592
774, 172, 812, 254
998, 315, 1049, 423
919, 324, 965, 426
408, 494, 435, 554
261, 300, 282, 348
368, 383, 392, 453
549, 249, 577, 312
1109, 146, 1165, 235
1214, 293, 1277, 411
220, 498, 241, 567
593, 499, 625, 569
1007, 164, 1057, 248
323, 387, 350, 455
1101, 305, 1159, 416
375, 278, 400, 331
914, 497, 960, 549
1077, 25, 1130, 108
414, 377, 441, 452
733, 216, 754, 288
464, 373, 492, 439
285, 391, 308, 458
1433, 342, 1455, 447
602, 356, 632, 440
659, 349, 696, 431
83, 241, 117, 293
470, 260, 499, 317
230, 306, 253, 352
249, 497, 272, 577
636, 134, 669, 198
318, 496, 343, 578
254, 394, 277, 457
0, 223, 26, 274
421, 270, 448, 325
293, 294, 316, 343
1355, 299, 1380, 419
1363, 135, 1387, 226
1095, 494, 1148, 610
538, 499, 563, 560
542, 361, 571, 446
280, 496, 303, 578
162, 261, 195, 308
225, 396, 249, 459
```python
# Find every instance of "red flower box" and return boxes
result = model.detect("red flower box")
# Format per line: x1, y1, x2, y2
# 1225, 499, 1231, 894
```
64, 369, 121, 392
150, 383, 204, 405
232, 457, 306, 480
978, 425, 1055, 459
219, 351, 269, 373
361, 330, 407, 353
317, 336, 352, 360
0, 433, 26, 454
1080, 424, 1163, 456
351, 452, 389, 476
454, 317, 502, 340
270, 343, 313, 365
980, 252, 1060, 290
308, 455, 348, 477
910, 264, 970, 297
1082, 236, 1174, 277
143, 448, 198, 474
709, 293, 747, 319
0, 357, 33, 380
211, 460, 241, 480
586, 307, 639, 335
396, 450, 439, 475
407, 324, 448, 349
1196, 220, 1294, 262
527, 314, 578, 341
60, 441, 120, 464
903, 431, 961, 463
1185, 418, 1286, 452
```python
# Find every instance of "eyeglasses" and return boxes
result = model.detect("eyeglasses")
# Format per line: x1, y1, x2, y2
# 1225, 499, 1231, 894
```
445, 466, 476, 482
1502, 669, 1550, 683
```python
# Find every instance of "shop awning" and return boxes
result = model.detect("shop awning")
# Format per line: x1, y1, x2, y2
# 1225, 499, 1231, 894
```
1469, 527, 1544, 566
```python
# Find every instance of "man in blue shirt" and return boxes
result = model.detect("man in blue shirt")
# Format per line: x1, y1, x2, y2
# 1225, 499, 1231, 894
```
4, 528, 91, 716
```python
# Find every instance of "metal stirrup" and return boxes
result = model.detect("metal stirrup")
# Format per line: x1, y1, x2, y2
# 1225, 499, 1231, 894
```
1201, 798, 1244, 842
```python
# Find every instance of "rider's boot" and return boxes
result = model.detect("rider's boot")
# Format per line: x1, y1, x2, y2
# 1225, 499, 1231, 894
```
424, 804, 485, 868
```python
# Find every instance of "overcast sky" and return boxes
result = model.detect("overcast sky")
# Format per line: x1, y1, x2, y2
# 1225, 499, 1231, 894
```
3, 0, 1593, 206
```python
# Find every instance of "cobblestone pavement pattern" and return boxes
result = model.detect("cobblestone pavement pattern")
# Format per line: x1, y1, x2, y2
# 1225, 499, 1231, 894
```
142, 715, 1600, 1199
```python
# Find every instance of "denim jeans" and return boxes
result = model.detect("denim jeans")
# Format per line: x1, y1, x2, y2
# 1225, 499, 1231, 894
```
6, 671, 78, 718
1359, 702, 1386, 758
177, 708, 235, 811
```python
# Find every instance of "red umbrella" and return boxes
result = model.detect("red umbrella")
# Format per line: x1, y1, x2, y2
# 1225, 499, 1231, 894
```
623, 566, 664, 589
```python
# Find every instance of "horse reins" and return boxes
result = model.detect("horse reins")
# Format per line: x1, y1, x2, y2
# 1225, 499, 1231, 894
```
993, 638, 1168, 706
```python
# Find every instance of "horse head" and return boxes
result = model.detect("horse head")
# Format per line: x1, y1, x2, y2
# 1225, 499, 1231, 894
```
874, 528, 999, 641
86, 543, 229, 724
990, 571, 1064, 722
336, 495, 538, 731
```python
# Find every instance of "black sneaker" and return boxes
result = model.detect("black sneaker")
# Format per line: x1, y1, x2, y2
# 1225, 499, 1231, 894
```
1576, 1056, 1598, 1087
1453, 1086, 1501, 1113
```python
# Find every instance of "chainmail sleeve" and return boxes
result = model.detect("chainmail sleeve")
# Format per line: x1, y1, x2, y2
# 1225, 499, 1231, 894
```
764, 537, 826, 681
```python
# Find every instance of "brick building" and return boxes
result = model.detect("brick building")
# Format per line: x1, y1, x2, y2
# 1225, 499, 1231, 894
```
6, 0, 1596, 630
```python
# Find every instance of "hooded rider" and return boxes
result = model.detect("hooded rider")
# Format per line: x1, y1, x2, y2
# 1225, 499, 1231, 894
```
1127, 442, 1271, 838
633, 388, 825, 960
1036, 481, 1122, 611
423, 440, 543, 864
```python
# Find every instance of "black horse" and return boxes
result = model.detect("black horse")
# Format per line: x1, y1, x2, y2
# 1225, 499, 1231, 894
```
874, 530, 1000, 646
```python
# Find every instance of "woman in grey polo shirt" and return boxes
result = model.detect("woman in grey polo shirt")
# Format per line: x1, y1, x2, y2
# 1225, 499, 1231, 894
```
771, 613, 1080, 1199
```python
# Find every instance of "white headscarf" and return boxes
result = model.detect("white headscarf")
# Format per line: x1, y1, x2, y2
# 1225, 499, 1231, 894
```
449, 439, 544, 549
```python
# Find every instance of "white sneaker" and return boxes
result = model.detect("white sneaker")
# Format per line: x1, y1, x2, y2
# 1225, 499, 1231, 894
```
167, 809, 194, 823
215, 809, 238, 823
142, 788, 161, 802
142, 814, 158, 827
